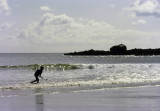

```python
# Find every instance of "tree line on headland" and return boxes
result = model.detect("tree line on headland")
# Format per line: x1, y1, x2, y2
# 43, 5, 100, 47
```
64, 44, 160, 56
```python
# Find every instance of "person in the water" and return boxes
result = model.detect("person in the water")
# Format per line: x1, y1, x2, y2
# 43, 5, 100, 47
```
30, 66, 44, 83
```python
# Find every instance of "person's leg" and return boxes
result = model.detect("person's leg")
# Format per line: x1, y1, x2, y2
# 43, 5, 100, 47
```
30, 80, 36, 83
36, 76, 39, 83
30, 76, 39, 83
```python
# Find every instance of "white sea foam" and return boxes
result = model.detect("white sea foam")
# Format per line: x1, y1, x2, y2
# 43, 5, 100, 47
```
0, 53, 160, 97
0, 63, 160, 92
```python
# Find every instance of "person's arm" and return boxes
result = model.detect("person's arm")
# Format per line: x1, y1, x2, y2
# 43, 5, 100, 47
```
39, 74, 43, 79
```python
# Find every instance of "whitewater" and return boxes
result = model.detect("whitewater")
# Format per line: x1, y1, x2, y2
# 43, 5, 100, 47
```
0, 53, 160, 97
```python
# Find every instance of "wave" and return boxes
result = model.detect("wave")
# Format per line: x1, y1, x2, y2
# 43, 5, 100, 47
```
0, 64, 83, 70
1, 63, 160, 97
1, 78, 160, 94
1, 63, 160, 70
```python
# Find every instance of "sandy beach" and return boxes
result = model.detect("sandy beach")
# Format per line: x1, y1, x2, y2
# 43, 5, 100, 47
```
1, 86, 160, 111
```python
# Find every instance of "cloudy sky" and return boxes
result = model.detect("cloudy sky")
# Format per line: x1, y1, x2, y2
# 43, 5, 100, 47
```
0, 0, 160, 53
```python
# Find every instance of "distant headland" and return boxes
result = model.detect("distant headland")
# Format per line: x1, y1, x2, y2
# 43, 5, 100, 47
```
64, 44, 160, 56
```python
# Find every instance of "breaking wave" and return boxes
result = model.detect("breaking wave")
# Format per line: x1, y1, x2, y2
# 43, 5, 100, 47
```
0, 64, 83, 70
1, 63, 160, 97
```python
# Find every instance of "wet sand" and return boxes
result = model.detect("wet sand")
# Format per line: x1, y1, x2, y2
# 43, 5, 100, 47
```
1, 86, 160, 111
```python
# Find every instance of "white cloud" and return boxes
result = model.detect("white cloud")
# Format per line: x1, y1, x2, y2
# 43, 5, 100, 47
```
17, 12, 160, 52
40, 6, 51, 11
0, 22, 12, 31
126, 0, 160, 17
132, 19, 146, 25
0, 0, 11, 15
109, 4, 116, 9
18, 13, 116, 44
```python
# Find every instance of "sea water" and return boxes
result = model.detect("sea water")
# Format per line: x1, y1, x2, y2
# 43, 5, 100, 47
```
0, 53, 160, 97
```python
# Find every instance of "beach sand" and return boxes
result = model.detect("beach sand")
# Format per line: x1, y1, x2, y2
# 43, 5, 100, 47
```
1, 86, 160, 111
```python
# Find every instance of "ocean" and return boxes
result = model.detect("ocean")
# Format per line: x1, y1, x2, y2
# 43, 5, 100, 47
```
0, 53, 160, 97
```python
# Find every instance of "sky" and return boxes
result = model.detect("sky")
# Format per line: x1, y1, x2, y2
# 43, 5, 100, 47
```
0, 0, 160, 53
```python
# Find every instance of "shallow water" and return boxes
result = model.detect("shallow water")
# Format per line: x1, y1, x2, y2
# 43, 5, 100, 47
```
0, 53, 160, 97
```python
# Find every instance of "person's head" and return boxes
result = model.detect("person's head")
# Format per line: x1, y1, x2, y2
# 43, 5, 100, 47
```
40, 66, 44, 70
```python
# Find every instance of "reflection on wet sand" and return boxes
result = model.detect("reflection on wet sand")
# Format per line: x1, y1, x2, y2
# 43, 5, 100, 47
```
35, 88, 44, 111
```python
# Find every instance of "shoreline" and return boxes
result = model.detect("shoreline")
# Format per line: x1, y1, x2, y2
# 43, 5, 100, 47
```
1, 85, 160, 111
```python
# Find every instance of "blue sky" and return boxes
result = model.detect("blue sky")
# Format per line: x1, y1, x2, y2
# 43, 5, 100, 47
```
0, 0, 160, 53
